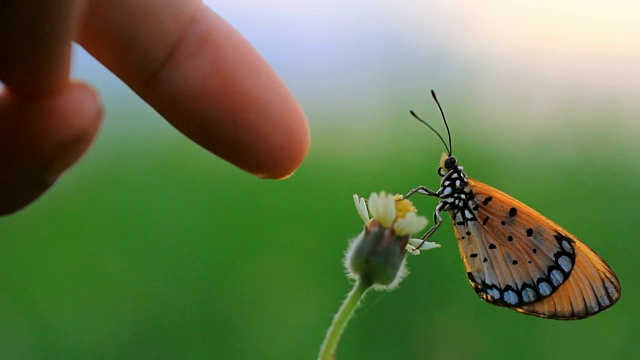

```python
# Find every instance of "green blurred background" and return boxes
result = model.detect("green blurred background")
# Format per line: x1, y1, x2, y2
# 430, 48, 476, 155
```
2, 1, 639, 358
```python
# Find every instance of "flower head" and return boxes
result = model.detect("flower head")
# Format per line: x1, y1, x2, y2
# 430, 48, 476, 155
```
345, 192, 439, 290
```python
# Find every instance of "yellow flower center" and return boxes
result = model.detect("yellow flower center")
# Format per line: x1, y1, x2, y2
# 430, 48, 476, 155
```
393, 195, 417, 220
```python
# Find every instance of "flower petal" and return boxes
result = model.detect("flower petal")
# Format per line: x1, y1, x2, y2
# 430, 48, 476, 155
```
405, 244, 421, 255
368, 192, 395, 228
394, 212, 428, 236
408, 238, 441, 251
353, 194, 370, 224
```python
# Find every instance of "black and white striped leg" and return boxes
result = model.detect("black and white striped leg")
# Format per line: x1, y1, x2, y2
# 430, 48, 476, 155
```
413, 211, 443, 249
403, 186, 439, 199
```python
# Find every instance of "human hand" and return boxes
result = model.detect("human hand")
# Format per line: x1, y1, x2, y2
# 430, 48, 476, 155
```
0, 0, 310, 216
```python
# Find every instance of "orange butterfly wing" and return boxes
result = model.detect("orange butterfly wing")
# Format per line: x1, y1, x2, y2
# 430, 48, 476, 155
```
452, 178, 620, 319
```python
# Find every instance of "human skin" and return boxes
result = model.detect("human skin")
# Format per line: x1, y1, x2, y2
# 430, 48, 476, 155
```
0, 0, 311, 215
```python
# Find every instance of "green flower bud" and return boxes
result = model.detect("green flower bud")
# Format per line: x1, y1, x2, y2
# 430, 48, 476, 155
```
345, 192, 439, 290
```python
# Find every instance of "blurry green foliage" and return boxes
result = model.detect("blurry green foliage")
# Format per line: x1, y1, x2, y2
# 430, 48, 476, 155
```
1, 106, 637, 359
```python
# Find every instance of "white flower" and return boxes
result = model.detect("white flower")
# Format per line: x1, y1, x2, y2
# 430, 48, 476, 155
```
352, 192, 437, 255
346, 191, 438, 289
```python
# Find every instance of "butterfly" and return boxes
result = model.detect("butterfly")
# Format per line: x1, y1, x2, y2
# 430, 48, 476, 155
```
405, 90, 621, 319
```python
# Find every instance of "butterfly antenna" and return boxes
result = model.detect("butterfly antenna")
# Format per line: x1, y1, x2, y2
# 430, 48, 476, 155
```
430, 90, 453, 156
409, 110, 450, 155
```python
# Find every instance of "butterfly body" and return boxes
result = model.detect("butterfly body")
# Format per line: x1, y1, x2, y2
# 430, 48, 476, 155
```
405, 91, 620, 319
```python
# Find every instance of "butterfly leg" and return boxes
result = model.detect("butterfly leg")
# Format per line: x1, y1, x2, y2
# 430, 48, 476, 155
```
403, 186, 439, 199
413, 205, 445, 250
403, 187, 444, 249
422, 216, 442, 240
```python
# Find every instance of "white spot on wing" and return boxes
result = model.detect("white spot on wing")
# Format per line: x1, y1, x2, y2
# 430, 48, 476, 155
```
558, 255, 573, 273
522, 288, 536, 302
550, 270, 565, 287
487, 288, 500, 300
561, 240, 574, 254
539, 282, 552, 296
504, 290, 518, 305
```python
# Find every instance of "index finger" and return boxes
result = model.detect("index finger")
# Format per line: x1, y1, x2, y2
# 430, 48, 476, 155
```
77, 0, 310, 179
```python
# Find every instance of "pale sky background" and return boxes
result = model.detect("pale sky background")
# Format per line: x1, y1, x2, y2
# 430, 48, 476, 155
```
71, 1, 640, 141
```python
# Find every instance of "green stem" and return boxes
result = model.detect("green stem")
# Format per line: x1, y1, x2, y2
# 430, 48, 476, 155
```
318, 279, 372, 360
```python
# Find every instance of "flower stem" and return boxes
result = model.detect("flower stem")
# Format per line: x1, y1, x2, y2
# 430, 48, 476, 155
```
318, 279, 372, 360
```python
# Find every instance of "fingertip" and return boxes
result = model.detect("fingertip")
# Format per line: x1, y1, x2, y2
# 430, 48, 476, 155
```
0, 81, 103, 216
250, 106, 311, 180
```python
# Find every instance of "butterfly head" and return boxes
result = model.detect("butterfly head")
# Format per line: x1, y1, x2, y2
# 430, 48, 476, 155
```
440, 153, 457, 170
438, 152, 458, 176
